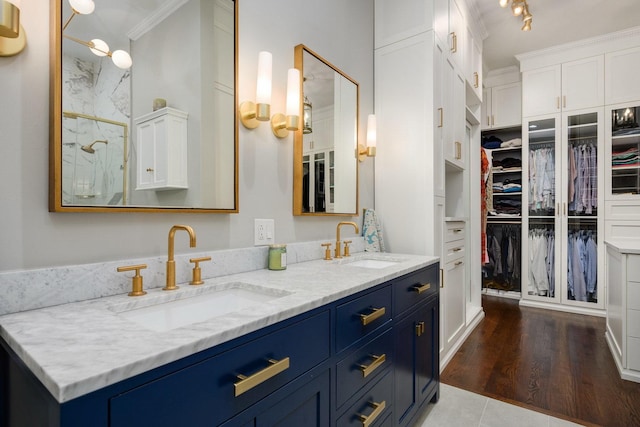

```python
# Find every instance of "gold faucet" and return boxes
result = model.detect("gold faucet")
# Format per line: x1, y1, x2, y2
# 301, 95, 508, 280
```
335, 221, 359, 258
164, 225, 197, 290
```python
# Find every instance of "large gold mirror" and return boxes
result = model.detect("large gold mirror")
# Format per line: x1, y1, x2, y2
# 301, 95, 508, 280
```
49, 0, 238, 212
293, 45, 359, 216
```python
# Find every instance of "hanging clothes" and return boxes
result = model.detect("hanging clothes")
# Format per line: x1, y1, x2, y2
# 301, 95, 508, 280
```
528, 146, 556, 215
567, 228, 598, 302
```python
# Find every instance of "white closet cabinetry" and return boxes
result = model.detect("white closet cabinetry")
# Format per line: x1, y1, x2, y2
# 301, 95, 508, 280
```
135, 108, 188, 191
481, 83, 521, 130
441, 221, 466, 357
464, 27, 482, 101
605, 240, 640, 383
521, 109, 605, 314
434, 0, 465, 71
605, 46, 640, 105
522, 56, 604, 117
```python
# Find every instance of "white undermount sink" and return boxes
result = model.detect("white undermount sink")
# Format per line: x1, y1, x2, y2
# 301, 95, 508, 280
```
346, 259, 399, 269
109, 283, 291, 332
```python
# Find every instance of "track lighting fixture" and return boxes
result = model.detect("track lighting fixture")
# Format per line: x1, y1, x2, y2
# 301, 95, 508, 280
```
499, 0, 533, 32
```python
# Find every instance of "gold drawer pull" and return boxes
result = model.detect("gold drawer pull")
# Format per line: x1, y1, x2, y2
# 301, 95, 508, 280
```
413, 283, 431, 294
234, 357, 290, 397
358, 400, 386, 427
358, 354, 386, 378
452, 228, 463, 233
360, 307, 386, 326
452, 247, 462, 252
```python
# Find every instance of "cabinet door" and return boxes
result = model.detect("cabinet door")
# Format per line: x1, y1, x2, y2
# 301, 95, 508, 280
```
448, 0, 465, 70
434, 38, 446, 197
492, 83, 522, 129
605, 46, 640, 105
607, 102, 640, 206
434, 0, 449, 47
481, 87, 492, 130
562, 56, 604, 111
441, 259, 465, 355
394, 299, 439, 427
522, 65, 561, 117
464, 28, 482, 101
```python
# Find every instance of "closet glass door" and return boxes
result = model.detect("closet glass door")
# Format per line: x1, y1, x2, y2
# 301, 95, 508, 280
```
610, 104, 640, 195
524, 116, 561, 303
562, 109, 603, 308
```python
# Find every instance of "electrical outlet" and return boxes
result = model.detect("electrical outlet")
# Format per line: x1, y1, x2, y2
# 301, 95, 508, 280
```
254, 219, 275, 246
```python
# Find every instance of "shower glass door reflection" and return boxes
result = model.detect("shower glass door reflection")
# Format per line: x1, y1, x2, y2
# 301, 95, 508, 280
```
62, 112, 127, 206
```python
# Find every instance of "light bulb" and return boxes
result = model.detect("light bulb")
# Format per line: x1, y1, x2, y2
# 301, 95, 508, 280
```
499, 0, 509, 7
89, 39, 109, 57
111, 50, 132, 69
285, 68, 301, 117
512, 1, 524, 16
69, 0, 95, 15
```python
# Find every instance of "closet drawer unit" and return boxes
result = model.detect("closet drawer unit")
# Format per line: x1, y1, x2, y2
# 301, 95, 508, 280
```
444, 240, 465, 264
628, 310, 640, 338
335, 328, 393, 408
627, 256, 640, 282
393, 265, 439, 315
629, 337, 640, 371
445, 222, 465, 243
337, 369, 393, 427
629, 281, 640, 311
336, 286, 392, 353
110, 310, 331, 427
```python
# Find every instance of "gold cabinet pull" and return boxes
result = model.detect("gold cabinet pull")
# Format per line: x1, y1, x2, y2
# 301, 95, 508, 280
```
415, 321, 425, 337
438, 107, 443, 128
413, 283, 432, 294
440, 268, 444, 289
455, 141, 462, 160
234, 357, 290, 397
563, 95, 566, 108
358, 354, 386, 378
556, 96, 560, 109
474, 71, 479, 88
452, 247, 462, 252
360, 307, 386, 326
450, 32, 457, 53
358, 401, 386, 427
491, 115, 495, 126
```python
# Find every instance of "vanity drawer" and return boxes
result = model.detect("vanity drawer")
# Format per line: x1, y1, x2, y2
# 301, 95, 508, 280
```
444, 240, 465, 264
109, 310, 331, 427
337, 369, 393, 427
445, 222, 465, 243
336, 286, 392, 353
393, 265, 439, 315
336, 328, 393, 408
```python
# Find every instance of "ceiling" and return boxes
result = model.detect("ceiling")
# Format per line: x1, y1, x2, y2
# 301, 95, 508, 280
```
470, 0, 640, 71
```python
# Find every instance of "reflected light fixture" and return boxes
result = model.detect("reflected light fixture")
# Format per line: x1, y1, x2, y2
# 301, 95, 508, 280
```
240, 51, 273, 129
499, 0, 533, 32
358, 114, 377, 162
62, 0, 132, 69
271, 68, 301, 138
302, 96, 313, 134
0, 0, 26, 57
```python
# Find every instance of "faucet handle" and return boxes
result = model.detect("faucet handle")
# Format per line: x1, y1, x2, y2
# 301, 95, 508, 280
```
189, 256, 212, 285
117, 264, 148, 297
343, 240, 352, 257
321, 243, 332, 260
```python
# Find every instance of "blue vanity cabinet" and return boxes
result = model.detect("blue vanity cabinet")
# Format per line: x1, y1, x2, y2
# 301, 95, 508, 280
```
109, 310, 331, 427
392, 264, 440, 427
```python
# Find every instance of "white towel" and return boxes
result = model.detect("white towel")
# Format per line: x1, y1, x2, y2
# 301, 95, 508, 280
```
362, 208, 385, 252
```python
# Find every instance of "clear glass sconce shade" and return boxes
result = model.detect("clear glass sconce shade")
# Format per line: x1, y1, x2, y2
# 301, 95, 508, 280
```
89, 38, 108, 56
112, 49, 132, 69
303, 96, 312, 134
69, 0, 95, 15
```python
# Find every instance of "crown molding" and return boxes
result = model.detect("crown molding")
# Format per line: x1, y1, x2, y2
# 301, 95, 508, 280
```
127, 0, 190, 41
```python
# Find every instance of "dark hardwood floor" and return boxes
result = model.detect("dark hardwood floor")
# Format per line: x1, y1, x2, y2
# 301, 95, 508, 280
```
441, 295, 640, 427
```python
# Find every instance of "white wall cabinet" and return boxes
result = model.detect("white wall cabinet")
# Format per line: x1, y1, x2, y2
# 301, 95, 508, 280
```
605, 46, 640, 105
433, 0, 465, 71
443, 54, 466, 170
605, 241, 640, 383
464, 27, 482, 102
441, 221, 466, 358
521, 109, 605, 315
134, 107, 188, 191
481, 82, 521, 130
522, 56, 604, 117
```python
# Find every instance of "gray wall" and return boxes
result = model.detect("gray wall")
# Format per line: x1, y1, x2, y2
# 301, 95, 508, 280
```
0, 0, 374, 271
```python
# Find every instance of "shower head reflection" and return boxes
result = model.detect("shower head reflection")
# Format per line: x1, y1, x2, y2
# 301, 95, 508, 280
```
81, 139, 108, 154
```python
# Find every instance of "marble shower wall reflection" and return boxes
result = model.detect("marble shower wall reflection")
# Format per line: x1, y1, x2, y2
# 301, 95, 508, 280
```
62, 55, 130, 206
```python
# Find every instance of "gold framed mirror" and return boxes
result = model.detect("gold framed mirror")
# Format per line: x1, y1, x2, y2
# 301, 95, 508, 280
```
49, 0, 238, 213
293, 44, 359, 216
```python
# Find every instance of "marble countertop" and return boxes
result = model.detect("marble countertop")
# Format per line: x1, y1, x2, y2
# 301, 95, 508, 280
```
605, 238, 640, 254
0, 252, 438, 404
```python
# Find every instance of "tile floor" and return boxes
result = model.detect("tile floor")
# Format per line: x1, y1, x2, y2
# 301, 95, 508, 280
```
413, 384, 584, 427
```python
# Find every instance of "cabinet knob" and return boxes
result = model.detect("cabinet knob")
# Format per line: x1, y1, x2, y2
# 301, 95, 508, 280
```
117, 264, 147, 297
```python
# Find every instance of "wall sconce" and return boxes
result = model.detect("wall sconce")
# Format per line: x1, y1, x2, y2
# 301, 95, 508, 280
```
358, 114, 377, 162
240, 51, 272, 129
0, 0, 26, 57
302, 96, 313, 134
271, 68, 301, 138
62, 0, 132, 69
